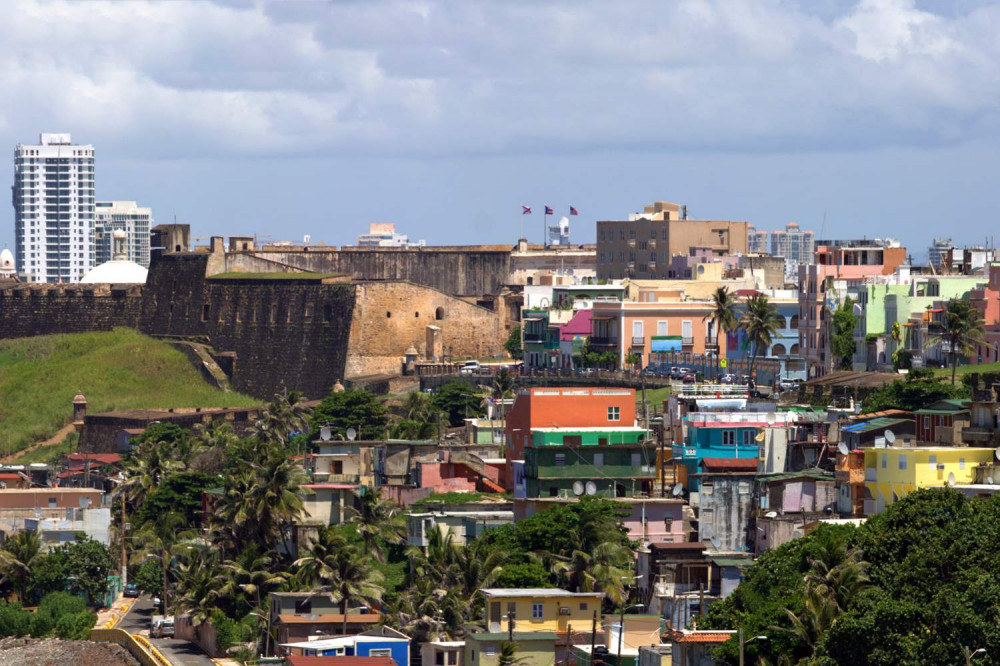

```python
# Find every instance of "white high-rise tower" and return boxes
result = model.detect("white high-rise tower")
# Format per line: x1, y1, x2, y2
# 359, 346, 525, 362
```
13, 133, 96, 283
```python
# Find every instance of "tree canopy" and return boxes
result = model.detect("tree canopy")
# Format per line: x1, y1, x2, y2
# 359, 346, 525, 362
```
310, 387, 389, 441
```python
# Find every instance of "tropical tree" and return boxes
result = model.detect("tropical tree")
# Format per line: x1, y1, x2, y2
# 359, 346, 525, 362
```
498, 641, 528, 666
389, 391, 439, 440
925, 297, 985, 384
0, 531, 43, 601
172, 547, 222, 640
120, 439, 185, 508
741, 293, 785, 376
504, 326, 522, 359
217, 547, 289, 617
349, 491, 405, 562
251, 390, 311, 450
129, 512, 191, 614
705, 286, 740, 351
831, 298, 859, 370
294, 526, 385, 636
550, 541, 632, 605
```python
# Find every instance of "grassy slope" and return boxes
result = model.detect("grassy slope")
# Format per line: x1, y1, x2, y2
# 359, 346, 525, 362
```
0, 328, 258, 455
931, 362, 1000, 379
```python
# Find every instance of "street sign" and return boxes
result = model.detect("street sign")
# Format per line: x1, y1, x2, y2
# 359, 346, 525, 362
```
720, 359, 727, 368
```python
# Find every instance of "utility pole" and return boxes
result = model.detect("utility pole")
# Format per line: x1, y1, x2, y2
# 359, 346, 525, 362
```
738, 627, 745, 666
659, 414, 666, 498
120, 487, 127, 588
589, 610, 598, 666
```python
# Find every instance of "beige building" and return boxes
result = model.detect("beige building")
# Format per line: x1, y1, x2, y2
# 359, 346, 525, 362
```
597, 201, 749, 281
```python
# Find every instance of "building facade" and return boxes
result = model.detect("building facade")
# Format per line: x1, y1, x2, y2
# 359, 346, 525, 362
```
356, 222, 425, 248
863, 446, 995, 514
13, 133, 96, 283
596, 201, 749, 281
95, 201, 152, 268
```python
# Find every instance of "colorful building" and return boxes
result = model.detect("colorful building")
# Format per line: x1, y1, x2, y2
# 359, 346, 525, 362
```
672, 413, 796, 491
590, 299, 716, 369
863, 446, 996, 514
279, 631, 409, 666
913, 399, 970, 445
465, 632, 556, 666
481, 589, 603, 636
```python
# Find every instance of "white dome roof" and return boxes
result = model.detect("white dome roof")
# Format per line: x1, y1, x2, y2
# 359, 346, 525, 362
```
80, 259, 148, 284
0, 248, 13, 269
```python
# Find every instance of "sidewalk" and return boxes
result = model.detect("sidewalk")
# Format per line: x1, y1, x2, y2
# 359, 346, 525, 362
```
95, 594, 131, 630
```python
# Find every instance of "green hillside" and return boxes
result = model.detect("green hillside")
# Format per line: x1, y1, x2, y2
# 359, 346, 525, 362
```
0, 328, 258, 455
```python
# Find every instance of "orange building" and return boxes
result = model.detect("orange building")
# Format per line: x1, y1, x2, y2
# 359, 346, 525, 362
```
503, 387, 637, 489
590, 300, 716, 368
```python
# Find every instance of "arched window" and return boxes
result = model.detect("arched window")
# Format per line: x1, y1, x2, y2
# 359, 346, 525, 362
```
790, 344, 800, 355
435, 307, 445, 320
772, 343, 787, 356
386, 311, 392, 318
789, 315, 799, 329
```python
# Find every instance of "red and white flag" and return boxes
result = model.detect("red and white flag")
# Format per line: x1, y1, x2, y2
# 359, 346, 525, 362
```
522, 205, 532, 214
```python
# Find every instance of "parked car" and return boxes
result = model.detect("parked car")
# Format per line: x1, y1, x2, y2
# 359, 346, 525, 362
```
669, 366, 682, 379
151, 615, 175, 638
681, 372, 696, 384
459, 360, 481, 375
720, 373, 736, 385
578, 367, 596, 376
640, 366, 661, 377
123, 583, 139, 598
679, 367, 692, 378
778, 378, 801, 392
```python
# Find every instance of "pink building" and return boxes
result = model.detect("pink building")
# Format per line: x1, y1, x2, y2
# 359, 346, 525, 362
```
798, 242, 907, 376
970, 264, 1000, 364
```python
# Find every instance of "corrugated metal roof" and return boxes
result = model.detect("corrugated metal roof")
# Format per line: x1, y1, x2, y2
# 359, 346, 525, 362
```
840, 417, 912, 434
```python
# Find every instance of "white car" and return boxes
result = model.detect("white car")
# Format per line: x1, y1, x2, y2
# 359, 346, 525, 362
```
459, 361, 481, 375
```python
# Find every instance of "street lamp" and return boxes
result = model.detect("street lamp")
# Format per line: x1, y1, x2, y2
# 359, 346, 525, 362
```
963, 647, 987, 665
738, 629, 766, 666
247, 610, 272, 657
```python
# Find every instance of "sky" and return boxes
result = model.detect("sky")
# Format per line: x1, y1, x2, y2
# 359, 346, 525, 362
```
3, 0, 1000, 254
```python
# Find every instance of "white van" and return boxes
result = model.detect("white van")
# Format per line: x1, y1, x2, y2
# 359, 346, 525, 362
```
151, 615, 175, 638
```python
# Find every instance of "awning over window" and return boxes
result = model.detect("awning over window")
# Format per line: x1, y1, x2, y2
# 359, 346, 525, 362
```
651, 336, 682, 352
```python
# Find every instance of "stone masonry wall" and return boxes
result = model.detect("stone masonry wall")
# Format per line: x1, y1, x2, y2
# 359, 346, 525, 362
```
346, 281, 503, 378
255, 247, 512, 297
140, 254, 356, 399
0, 284, 142, 339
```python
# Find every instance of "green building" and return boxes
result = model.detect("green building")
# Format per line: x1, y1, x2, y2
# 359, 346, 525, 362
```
524, 426, 656, 499
855, 274, 984, 370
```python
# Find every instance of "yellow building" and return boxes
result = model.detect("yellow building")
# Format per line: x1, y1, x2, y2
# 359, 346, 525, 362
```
481, 588, 603, 636
864, 446, 996, 513
465, 632, 556, 666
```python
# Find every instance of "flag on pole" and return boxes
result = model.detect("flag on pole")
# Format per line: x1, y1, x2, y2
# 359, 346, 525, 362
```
544, 206, 553, 215
569, 206, 579, 216
522, 205, 532, 215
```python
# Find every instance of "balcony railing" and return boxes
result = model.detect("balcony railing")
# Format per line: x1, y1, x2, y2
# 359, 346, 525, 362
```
705, 335, 718, 346
681, 336, 694, 346
632, 336, 646, 346
524, 334, 546, 344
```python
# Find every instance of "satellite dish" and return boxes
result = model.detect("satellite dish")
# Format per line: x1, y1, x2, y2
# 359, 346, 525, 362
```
837, 443, 850, 456
948, 472, 956, 485
765, 412, 776, 425
346, 427, 357, 441
994, 446, 1000, 462
585, 481, 597, 496
672, 483, 684, 497
320, 426, 332, 442
765, 511, 778, 519
885, 430, 896, 444
988, 477, 995, 485
710, 536, 721, 550
573, 481, 585, 496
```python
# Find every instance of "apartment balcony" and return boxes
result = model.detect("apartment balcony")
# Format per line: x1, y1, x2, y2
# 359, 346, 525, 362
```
524, 333, 546, 344
705, 335, 719, 348
627, 238, 636, 247
681, 336, 694, 347
590, 336, 617, 348
962, 426, 999, 445
631, 336, 646, 347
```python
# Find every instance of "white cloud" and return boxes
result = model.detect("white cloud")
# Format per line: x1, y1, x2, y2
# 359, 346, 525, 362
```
1, 0, 999, 158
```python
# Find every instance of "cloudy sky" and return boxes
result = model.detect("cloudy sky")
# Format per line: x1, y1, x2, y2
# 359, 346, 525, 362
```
3, 0, 1000, 253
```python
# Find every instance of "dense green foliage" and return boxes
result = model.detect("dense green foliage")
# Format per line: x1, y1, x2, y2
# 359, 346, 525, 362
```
431, 381, 485, 427
137, 472, 215, 527
310, 388, 390, 440
742, 293, 785, 374
831, 297, 858, 370
925, 297, 985, 384
860, 371, 968, 413
0, 328, 256, 454
505, 326, 522, 358
0, 592, 96, 640
706, 489, 1000, 665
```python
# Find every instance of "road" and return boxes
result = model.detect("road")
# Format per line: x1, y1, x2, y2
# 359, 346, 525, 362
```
119, 597, 215, 666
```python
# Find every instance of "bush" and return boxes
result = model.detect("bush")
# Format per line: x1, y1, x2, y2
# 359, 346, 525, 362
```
0, 601, 31, 638
26, 592, 94, 639
55, 611, 97, 639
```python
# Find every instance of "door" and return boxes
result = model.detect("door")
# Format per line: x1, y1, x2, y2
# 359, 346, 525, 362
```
489, 602, 501, 632
632, 320, 644, 344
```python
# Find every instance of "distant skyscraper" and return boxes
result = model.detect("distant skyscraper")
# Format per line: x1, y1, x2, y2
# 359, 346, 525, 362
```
95, 201, 153, 268
928, 238, 953, 269
747, 225, 769, 254
13, 133, 96, 282
356, 223, 425, 247
769, 222, 815, 264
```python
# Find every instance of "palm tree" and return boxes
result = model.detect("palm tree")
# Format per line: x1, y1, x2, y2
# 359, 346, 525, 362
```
742, 293, 785, 377
0, 530, 43, 601
349, 491, 405, 562
491, 369, 516, 441
120, 440, 184, 508
173, 547, 222, 641
498, 641, 528, 666
705, 286, 740, 352
250, 390, 312, 450
130, 512, 192, 614
218, 548, 289, 616
294, 526, 385, 636
925, 297, 985, 384
551, 541, 632, 605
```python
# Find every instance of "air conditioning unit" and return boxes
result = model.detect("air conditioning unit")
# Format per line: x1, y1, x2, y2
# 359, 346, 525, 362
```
937, 464, 946, 470
559, 606, 571, 615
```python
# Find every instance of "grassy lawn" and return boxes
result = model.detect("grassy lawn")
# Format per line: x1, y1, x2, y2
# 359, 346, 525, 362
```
638, 386, 671, 408
930, 362, 1000, 379
11, 433, 78, 464
0, 328, 258, 455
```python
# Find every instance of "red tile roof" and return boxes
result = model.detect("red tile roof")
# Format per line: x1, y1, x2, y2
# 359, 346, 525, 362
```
276, 613, 381, 625
700, 458, 758, 472
286, 658, 397, 666
0, 474, 24, 481
669, 630, 737, 644
66, 453, 122, 465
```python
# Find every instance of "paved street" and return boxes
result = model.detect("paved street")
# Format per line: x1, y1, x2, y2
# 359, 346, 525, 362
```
118, 597, 215, 666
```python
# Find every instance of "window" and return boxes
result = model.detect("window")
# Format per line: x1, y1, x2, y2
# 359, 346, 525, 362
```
48, 497, 57, 508
631, 452, 641, 467
657, 320, 667, 336
563, 435, 582, 446
882, 454, 887, 468
555, 453, 566, 466
436, 307, 445, 320
898, 455, 907, 470
742, 430, 754, 445
960, 458, 966, 469
436, 653, 445, 665
532, 603, 544, 619
593, 453, 604, 467
928, 454, 937, 471
608, 406, 620, 421
202, 303, 210, 322
923, 416, 930, 429
369, 649, 392, 657
722, 430, 736, 445
580, 603, 588, 610
386, 311, 392, 318
448, 652, 458, 665
484, 646, 497, 657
